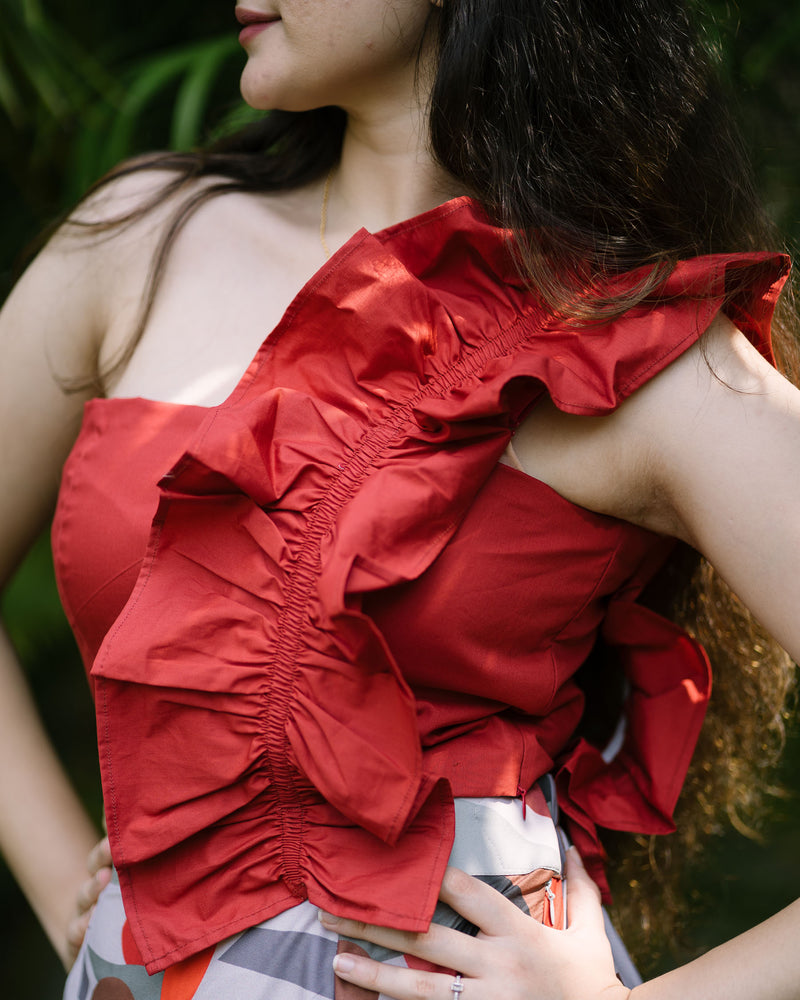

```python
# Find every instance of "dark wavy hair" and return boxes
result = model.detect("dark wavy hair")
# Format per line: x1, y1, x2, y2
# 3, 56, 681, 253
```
67, 0, 796, 962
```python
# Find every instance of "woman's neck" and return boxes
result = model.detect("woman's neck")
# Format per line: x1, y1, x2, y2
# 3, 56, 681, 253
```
323, 104, 462, 247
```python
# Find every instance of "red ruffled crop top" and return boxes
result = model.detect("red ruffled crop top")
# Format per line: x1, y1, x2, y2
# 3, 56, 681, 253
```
51, 197, 789, 973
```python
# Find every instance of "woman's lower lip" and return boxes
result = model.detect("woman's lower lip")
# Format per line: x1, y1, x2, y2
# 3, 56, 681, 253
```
239, 21, 276, 44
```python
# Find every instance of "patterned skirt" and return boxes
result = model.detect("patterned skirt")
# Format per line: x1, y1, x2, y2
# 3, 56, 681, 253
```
64, 789, 609, 1000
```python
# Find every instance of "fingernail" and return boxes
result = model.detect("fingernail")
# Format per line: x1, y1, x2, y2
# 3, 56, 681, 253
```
333, 955, 355, 974
96, 868, 112, 888
318, 910, 339, 926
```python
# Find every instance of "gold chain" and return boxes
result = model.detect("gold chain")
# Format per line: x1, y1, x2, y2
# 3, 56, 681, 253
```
319, 167, 334, 259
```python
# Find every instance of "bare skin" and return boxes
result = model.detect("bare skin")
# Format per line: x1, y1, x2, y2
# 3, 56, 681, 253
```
1, 0, 798, 989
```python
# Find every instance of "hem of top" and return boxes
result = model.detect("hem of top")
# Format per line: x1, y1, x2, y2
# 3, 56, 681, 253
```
139, 887, 303, 974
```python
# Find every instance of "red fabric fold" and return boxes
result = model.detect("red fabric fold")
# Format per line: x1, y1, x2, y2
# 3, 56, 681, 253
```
556, 600, 712, 900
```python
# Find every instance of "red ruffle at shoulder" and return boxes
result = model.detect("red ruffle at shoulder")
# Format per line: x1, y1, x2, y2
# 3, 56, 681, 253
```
84, 198, 788, 972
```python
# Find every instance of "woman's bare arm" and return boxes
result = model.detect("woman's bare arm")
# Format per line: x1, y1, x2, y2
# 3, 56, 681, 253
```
0, 167, 185, 964
0, 220, 110, 965
619, 314, 800, 664
0, 627, 100, 966
511, 313, 800, 662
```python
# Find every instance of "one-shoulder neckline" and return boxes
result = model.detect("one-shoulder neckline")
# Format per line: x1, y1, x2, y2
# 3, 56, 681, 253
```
99, 195, 484, 412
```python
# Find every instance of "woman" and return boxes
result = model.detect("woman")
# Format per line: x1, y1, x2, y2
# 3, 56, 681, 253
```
0, 0, 798, 997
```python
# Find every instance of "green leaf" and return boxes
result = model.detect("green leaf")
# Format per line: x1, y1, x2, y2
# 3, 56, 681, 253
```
171, 35, 240, 149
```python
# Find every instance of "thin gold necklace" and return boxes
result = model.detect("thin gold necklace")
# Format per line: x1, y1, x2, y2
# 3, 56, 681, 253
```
319, 167, 334, 259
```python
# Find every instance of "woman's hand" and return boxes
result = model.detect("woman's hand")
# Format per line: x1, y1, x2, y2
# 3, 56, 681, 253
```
65, 836, 112, 966
319, 848, 630, 1000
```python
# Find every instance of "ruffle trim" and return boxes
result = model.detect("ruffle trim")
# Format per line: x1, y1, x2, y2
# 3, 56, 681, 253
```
91, 199, 789, 970
556, 599, 712, 901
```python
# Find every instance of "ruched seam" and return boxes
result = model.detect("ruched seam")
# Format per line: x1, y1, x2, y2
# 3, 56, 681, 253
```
261, 308, 542, 892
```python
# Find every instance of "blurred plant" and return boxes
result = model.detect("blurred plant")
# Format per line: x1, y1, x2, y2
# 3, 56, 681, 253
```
702, 0, 800, 236
0, 0, 120, 207
66, 33, 252, 198
0, 0, 252, 218
0, 0, 113, 124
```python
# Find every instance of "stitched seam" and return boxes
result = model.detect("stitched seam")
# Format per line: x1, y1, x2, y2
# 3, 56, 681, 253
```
146, 888, 301, 962
94, 519, 168, 962
617, 299, 720, 397
545, 315, 710, 414
68, 559, 145, 620
545, 525, 628, 661
99, 681, 154, 963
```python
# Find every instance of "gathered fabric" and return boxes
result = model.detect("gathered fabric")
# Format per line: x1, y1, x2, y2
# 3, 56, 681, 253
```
52, 196, 789, 973
63, 790, 567, 1000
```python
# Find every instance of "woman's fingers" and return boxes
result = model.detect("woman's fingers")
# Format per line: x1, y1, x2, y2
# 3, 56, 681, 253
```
67, 866, 111, 963
321, 863, 617, 1000
320, 867, 552, 978
332, 951, 467, 1000
76, 863, 111, 915
437, 867, 532, 936
75, 875, 97, 914
87, 835, 111, 878
562, 847, 605, 933
66, 910, 93, 966
319, 911, 481, 977
66, 836, 114, 966
78, 835, 112, 918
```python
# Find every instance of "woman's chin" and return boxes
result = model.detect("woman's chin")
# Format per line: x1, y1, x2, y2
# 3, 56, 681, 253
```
238, 63, 290, 112
239, 74, 275, 112
239, 76, 316, 114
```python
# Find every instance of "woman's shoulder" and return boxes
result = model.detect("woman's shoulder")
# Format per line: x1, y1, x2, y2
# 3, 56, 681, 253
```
62, 157, 228, 260
66, 156, 322, 288
37, 159, 204, 328
70, 154, 319, 238
509, 307, 791, 538
0, 160, 229, 406
82, 158, 327, 403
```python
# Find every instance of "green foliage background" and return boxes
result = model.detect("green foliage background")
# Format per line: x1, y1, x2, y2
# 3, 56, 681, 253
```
0, 1, 798, 996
